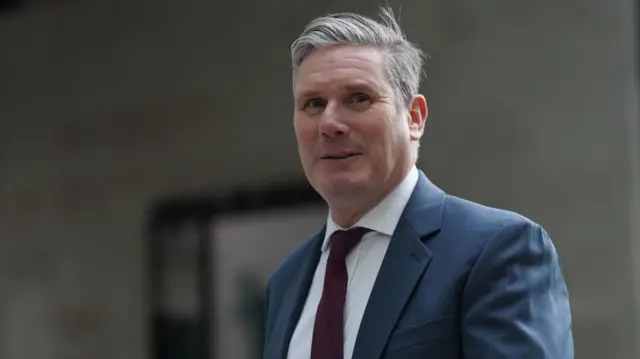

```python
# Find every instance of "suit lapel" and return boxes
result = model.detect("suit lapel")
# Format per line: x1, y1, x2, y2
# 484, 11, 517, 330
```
266, 230, 324, 359
352, 171, 445, 359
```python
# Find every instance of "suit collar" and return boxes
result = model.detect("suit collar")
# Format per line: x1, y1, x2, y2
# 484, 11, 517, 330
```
402, 169, 445, 237
352, 170, 445, 359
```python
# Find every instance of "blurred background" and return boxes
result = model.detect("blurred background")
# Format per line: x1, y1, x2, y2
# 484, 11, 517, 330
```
1, 0, 639, 358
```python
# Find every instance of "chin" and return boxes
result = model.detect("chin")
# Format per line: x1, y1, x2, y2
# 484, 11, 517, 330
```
316, 173, 368, 199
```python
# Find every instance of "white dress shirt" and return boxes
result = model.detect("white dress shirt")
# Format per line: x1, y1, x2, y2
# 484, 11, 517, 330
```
287, 166, 419, 359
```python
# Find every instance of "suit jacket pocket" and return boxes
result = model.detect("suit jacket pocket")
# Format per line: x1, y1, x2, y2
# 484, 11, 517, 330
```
385, 316, 456, 352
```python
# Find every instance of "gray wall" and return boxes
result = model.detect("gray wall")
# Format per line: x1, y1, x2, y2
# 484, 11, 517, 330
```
0, 0, 638, 358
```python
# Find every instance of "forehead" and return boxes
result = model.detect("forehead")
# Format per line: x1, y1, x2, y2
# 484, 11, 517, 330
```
293, 45, 390, 96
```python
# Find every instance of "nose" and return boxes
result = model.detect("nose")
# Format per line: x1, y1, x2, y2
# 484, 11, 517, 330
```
319, 101, 349, 139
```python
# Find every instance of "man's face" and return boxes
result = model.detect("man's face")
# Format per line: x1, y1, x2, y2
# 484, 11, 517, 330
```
293, 44, 426, 209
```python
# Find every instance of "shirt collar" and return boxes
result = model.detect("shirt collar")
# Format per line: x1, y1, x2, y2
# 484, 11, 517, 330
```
322, 165, 419, 252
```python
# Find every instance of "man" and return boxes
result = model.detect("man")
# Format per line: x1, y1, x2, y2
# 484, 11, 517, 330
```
263, 7, 574, 359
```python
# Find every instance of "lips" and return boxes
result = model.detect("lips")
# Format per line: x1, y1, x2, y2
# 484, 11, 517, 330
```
321, 153, 361, 160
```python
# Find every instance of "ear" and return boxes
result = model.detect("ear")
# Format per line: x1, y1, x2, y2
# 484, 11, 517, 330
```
407, 95, 427, 141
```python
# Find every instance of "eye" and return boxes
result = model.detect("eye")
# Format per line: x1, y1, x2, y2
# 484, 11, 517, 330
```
304, 98, 326, 110
349, 93, 372, 107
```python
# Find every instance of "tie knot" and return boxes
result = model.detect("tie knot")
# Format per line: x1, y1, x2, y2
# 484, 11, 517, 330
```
329, 227, 370, 261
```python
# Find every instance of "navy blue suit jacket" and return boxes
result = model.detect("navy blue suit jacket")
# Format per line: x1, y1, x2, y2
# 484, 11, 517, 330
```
263, 171, 574, 358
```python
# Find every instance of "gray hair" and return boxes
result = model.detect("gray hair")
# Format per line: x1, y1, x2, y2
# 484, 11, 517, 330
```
290, 7, 428, 106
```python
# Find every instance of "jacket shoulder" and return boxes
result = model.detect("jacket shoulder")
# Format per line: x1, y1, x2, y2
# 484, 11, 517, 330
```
437, 194, 545, 258
442, 194, 537, 233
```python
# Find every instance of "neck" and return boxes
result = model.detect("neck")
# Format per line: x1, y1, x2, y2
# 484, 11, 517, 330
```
329, 165, 412, 227
331, 211, 362, 228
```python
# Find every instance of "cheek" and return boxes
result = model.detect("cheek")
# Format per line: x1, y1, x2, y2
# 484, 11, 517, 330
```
294, 121, 317, 153
364, 124, 402, 165
363, 123, 393, 152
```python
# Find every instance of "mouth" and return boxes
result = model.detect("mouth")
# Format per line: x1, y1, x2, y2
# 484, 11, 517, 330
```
321, 153, 361, 160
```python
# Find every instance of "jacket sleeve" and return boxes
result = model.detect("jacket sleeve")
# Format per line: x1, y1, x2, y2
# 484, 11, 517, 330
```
461, 218, 574, 358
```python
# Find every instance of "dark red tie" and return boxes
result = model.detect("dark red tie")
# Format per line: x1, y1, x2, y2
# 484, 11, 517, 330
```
310, 227, 369, 359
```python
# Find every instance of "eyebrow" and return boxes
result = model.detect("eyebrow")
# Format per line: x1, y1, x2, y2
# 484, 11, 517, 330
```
344, 83, 378, 93
296, 90, 321, 100
296, 82, 379, 100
